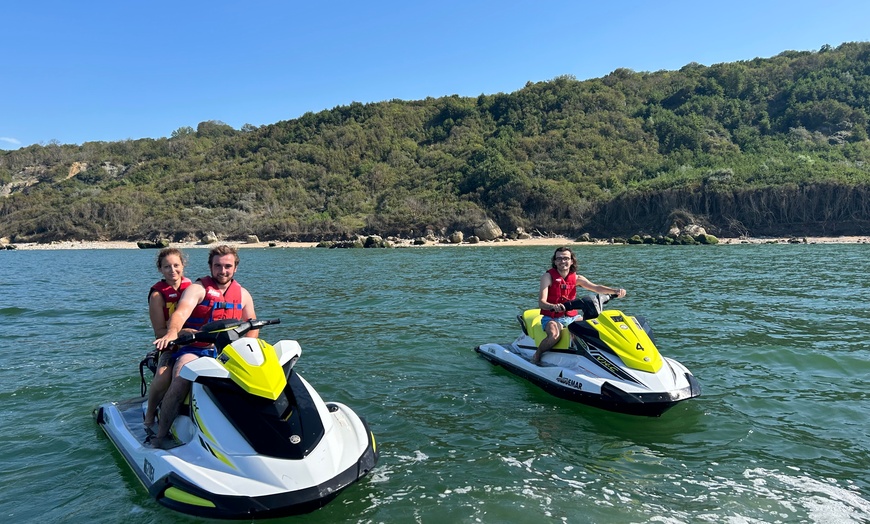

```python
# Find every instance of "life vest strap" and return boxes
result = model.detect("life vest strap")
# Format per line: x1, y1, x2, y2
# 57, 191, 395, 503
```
212, 302, 243, 310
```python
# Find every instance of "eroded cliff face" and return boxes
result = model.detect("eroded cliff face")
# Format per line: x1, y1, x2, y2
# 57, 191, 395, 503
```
584, 183, 870, 238
2, 153, 868, 242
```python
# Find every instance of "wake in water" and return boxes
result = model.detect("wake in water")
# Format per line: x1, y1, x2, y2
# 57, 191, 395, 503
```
498, 453, 870, 524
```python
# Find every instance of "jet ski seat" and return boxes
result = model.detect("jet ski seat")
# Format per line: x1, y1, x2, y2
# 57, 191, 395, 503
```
519, 309, 571, 350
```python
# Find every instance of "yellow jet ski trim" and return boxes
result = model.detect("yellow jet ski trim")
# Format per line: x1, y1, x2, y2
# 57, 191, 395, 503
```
585, 310, 662, 373
191, 397, 236, 470
220, 339, 287, 400
521, 309, 571, 349
163, 487, 216, 508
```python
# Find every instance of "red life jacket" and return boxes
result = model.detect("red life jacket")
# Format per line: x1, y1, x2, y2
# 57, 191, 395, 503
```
541, 268, 578, 318
184, 276, 245, 330
149, 277, 192, 321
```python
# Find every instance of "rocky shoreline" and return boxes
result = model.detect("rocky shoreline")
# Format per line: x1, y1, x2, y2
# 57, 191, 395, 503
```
4, 235, 868, 250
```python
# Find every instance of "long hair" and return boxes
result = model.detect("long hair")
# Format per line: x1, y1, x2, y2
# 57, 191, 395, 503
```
550, 246, 577, 273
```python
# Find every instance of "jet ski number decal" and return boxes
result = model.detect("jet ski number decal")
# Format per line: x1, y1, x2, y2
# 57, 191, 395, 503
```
144, 458, 154, 482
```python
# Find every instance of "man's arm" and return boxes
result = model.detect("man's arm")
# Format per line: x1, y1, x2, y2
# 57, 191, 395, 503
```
154, 283, 205, 350
576, 275, 626, 297
241, 288, 259, 339
538, 272, 560, 311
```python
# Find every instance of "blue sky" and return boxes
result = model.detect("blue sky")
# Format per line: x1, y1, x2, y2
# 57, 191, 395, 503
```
2, 0, 868, 150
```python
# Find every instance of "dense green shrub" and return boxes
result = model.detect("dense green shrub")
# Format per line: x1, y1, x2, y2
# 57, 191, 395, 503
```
3, 43, 870, 242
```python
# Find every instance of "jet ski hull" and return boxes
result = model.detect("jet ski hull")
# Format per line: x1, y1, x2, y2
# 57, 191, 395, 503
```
96, 321, 379, 518
475, 337, 700, 417
95, 394, 378, 519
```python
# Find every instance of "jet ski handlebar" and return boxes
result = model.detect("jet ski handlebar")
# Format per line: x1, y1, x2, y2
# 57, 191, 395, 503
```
174, 318, 281, 346
560, 293, 618, 319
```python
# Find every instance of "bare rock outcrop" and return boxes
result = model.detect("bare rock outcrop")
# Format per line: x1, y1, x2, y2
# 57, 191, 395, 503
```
473, 219, 503, 241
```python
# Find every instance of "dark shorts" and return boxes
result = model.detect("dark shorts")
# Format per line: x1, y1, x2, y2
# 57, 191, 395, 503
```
158, 345, 217, 368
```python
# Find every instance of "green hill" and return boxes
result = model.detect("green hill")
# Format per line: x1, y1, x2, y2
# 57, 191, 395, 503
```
2, 42, 870, 243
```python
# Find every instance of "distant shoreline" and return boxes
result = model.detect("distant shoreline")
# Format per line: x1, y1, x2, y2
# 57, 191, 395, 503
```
5, 235, 869, 250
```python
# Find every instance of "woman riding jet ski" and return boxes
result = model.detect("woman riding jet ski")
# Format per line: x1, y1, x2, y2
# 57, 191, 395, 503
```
94, 318, 378, 519
475, 294, 701, 416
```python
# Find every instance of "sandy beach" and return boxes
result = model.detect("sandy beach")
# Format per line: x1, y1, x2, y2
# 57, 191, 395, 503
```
5, 235, 868, 250
8, 237, 573, 250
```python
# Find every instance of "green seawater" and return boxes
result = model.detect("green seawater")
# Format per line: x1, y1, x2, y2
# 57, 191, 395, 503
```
0, 244, 868, 523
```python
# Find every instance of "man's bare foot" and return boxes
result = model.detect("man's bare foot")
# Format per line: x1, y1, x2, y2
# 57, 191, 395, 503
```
144, 435, 170, 449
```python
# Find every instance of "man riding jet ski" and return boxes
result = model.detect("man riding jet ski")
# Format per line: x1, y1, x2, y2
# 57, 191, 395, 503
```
475, 294, 701, 416
94, 318, 378, 518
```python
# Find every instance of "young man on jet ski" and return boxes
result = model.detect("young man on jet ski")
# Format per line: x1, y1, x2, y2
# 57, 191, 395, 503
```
531, 246, 626, 365
149, 244, 258, 448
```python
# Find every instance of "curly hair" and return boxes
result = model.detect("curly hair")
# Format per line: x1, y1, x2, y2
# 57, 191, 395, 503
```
550, 246, 577, 273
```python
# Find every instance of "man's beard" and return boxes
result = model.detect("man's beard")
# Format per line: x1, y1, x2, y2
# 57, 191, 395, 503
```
212, 273, 233, 285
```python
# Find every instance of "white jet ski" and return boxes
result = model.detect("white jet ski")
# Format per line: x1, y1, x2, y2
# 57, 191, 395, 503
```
475, 294, 700, 416
94, 318, 378, 518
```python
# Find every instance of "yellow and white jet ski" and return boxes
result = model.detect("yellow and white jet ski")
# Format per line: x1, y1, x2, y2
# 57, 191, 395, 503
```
95, 319, 378, 518
475, 295, 700, 416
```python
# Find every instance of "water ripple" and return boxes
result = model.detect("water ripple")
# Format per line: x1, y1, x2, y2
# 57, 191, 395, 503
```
1, 245, 868, 523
